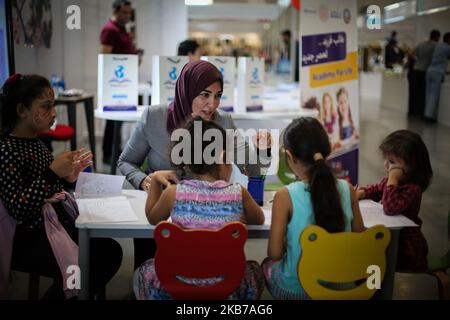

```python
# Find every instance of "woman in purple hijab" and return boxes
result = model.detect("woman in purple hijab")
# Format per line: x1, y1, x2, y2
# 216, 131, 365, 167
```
167, 60, 223, 134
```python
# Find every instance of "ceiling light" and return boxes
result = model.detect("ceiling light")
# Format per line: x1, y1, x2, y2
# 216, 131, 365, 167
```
185, 0, 213, 6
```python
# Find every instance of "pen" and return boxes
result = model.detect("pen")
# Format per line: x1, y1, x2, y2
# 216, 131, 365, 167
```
354, 184, 358, 191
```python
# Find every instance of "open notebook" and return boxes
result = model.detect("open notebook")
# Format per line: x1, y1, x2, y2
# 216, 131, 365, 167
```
359, 200, 418, 228
260, 200, 418, 229
75, 173, 138, 223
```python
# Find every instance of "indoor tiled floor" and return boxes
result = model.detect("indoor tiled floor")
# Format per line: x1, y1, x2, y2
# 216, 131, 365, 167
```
10, 95, 450, 300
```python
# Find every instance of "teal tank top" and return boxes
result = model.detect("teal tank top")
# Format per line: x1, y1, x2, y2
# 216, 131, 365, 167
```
279, 179, 354, 293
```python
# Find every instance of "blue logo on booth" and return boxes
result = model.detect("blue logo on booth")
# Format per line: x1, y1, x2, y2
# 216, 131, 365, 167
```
109, 65, 131, 84
169, 67, 177, 81
250, 68, 261, 85
115, 65, 125, 78
252, 68, 259, 81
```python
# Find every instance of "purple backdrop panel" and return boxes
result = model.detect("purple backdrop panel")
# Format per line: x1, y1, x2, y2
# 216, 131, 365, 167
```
328, 148, 359, 185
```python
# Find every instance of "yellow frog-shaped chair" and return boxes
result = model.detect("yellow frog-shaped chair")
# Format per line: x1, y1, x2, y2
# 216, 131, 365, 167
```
298, 225, 391, 300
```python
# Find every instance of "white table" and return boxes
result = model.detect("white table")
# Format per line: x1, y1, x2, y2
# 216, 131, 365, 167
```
95, 106, 318, 174
76, 190, 414, 300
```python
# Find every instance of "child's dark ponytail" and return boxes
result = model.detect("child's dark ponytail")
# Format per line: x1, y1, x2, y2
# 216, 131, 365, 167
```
309, 154, 345, 233
283, 117, 345, 233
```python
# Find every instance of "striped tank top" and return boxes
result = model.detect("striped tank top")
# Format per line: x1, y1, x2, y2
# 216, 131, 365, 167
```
171, 179, 243, 230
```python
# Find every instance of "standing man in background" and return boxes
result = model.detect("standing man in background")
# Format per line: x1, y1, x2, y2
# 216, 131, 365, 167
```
409, 30, 440, 117
424, 32, 450, 123
177, 39, 202, 62
100, 0, 142, 166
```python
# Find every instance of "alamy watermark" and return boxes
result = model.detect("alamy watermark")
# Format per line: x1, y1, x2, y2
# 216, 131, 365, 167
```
66, 5, 81, 30
66, 265, 81, 290
170, 123, 279, 176
366, 5, 381, 30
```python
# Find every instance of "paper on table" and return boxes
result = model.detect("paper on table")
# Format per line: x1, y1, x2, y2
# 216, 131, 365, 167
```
76, 196, 138, 223
75, 172, 125, 198
229, 163, 249, 188
359, 200, 418, 228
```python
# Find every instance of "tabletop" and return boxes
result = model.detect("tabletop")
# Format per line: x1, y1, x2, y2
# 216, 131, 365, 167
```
75, 190, 416, 231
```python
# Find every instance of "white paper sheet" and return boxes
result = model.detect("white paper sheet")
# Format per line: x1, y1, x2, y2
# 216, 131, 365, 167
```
229, 163, 249, 188
359, 200, 418, 228
75, 172, 125, 198
76, 196, 138, 223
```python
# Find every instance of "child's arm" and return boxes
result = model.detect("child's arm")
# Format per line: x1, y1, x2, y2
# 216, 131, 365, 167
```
146, 185, 176, 225
241, 187, 265, 225
64, 149, 93, 183
357, 177, 388, 202
145, 171, 178, 225
267, 188, 292, 261
348, 183, 366, 232
382, 183, 421, 217
381, 167, 422, 216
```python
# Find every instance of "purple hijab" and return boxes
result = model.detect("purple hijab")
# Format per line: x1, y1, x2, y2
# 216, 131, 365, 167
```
167, 60, 223, 133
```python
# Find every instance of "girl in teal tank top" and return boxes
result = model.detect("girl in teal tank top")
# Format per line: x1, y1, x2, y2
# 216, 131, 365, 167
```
262, 117, 365, 299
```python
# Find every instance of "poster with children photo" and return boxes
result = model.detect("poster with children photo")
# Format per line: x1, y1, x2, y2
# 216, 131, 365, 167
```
302, 93, 340, 150
302, 83, 359, 154
319, 91, 340, 150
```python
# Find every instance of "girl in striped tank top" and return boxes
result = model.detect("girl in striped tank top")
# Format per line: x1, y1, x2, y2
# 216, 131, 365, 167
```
134, 118, 265, 300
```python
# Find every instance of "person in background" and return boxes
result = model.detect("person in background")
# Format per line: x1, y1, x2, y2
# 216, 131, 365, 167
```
387, 31, 397, 43
357, 130, 433, 272
177, 39, 201, 62
100, 0, 143, 165
280, 30, 291, 61
221, 39, 233, 56
408, 30, 441, 117
424, 32, 450, 123
385, 40, 401, 69
277, 30, 292, 74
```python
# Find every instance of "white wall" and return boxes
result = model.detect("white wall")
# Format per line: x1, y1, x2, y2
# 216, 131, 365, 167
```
134, 0, 188, 83
414, 9, 450, 44
13, 0, 65, 78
